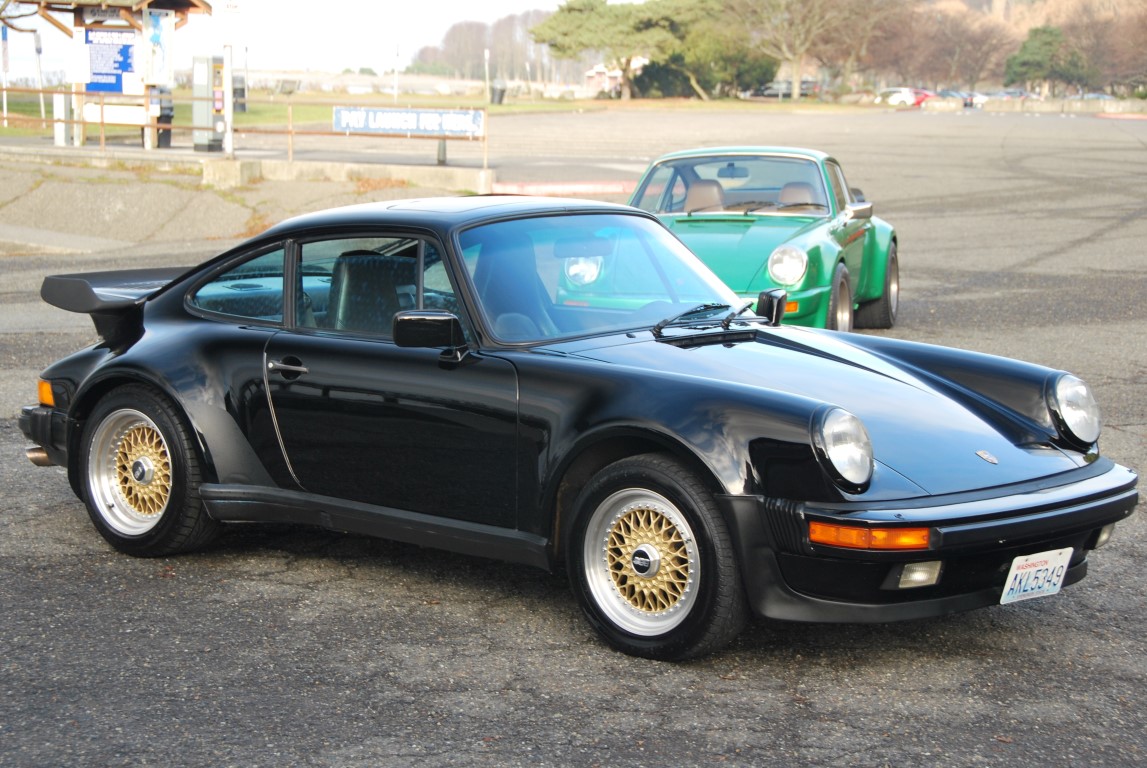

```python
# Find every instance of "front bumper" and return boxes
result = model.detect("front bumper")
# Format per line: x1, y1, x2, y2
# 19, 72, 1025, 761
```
721, 462, 1138, 623
19, 404, 70, 468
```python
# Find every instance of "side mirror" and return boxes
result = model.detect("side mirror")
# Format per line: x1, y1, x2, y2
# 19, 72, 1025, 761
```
393, 310, 468, 357
846, 201, 874, 220
850, 187, 867, 203
756, 288, 788, 326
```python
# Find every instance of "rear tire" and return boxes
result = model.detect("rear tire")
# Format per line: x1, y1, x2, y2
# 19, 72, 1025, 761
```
80, 385, 218, 557
855, 242, 899, 329
567, 454, 747, 660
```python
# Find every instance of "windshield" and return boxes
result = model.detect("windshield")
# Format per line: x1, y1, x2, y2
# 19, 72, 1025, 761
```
633, 155, 830, 216
458, 212, 746, 342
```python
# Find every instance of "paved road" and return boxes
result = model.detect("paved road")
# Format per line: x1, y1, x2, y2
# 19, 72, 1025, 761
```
1, 106, 1145, 767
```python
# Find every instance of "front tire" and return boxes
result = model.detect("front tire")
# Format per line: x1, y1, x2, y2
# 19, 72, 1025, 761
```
567, 454, 747, 660
826, 263, 853, 331
80, 385, 218, 557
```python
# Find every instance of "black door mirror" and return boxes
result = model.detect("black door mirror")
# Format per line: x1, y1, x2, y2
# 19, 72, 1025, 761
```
393, 310, 467, 352
756, 289, 788, 326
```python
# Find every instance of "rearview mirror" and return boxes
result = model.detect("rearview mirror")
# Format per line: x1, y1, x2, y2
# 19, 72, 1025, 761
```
717, 163, 749, 179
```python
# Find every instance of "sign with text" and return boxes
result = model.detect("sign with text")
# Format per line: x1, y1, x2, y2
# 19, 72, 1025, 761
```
81, 29, 139, 94
332, 107, 486, 139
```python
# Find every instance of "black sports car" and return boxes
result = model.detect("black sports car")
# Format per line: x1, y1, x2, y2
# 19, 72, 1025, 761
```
20, 196, 1138, 660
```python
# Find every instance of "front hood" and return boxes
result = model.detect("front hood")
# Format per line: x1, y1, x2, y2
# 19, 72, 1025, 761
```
560, 327, 1081, 496
659, 214, 821, 291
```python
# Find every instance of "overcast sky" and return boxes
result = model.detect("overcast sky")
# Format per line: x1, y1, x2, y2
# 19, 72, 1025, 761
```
2, 0, 565, 78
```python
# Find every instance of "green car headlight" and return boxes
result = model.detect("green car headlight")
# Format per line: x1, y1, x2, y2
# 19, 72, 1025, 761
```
813, 407, 873, 491
1049, 374, 1101, 446
767, 245, 808, 286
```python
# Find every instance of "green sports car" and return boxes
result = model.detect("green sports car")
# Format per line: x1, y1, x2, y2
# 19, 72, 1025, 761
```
629, 147, 899, 330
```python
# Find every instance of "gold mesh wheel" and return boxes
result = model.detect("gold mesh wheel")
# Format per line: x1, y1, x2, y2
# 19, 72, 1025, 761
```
583, 488, 699, 636
606, 504, 691, 613
88, 408, 173, 536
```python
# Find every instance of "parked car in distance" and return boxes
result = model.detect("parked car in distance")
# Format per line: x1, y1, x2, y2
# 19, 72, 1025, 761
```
629, 146, 898, 331
20, 196, 1138, 660
875, 87, 916, 106
743, 79, 818, 99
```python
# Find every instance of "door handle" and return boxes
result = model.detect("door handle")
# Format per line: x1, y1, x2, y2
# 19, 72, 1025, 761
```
268, 358, 309, 376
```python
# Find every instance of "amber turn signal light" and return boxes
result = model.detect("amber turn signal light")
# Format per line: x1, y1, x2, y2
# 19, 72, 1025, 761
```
809, 521, 931, 551
38, 380, 55, 407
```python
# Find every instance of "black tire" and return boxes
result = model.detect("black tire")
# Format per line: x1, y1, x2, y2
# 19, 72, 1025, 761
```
567, 454, 747, 660
79, 385, 218, 557
826, 263, 853, 332
855, 242, 899, 329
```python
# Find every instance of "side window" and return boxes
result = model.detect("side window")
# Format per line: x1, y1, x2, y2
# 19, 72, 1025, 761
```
633, 166, 678, 213
296, 236, 455, 338
826, 162, 851, 213
188, 248, 285, 323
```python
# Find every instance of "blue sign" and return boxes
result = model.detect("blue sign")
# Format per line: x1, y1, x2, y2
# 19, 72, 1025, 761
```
86, 29, 136, 93
332, 107, 485, 139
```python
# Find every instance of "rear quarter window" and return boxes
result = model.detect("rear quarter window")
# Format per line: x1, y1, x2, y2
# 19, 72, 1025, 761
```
188, 248, 285, 322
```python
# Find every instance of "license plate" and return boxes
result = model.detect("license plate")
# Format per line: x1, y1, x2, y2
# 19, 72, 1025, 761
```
1000, 548, 1073, 605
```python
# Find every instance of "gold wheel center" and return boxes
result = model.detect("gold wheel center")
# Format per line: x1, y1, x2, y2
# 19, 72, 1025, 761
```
606, 505, 691, 614
114, 424, 172, 517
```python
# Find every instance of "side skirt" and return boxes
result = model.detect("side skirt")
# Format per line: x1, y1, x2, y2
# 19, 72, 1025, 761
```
199, 484, 552, 571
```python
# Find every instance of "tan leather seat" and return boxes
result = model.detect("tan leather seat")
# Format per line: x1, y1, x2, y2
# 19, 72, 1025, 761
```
779, 182, 818, 206
684, 179, 725, 211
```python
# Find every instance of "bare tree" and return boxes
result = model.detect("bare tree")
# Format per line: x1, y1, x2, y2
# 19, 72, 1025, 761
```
442, 21, 489, 81
957, 14, 1016, 89
728, 0, 845, 99
814, 0, 919, 89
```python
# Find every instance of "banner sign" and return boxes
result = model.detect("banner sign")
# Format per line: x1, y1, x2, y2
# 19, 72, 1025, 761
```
332, 107, 486, 139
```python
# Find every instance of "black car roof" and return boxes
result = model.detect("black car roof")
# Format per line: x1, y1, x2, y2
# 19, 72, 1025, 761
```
260, 195, 641, 240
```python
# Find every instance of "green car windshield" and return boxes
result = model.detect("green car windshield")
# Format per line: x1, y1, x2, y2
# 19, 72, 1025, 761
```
633, 155, 830, 215
458, 213, 745, 342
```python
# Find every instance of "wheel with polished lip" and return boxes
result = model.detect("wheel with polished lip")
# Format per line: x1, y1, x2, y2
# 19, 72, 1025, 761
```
568, 454, 747, 660
826, 262, 853, 331
81, 385, 218, 556
855, 241, 899, 329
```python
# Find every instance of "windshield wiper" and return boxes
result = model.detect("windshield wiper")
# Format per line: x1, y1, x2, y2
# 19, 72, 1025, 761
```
776, 202, 828, 211
721, 300, 755, 329
652, 303, 730, 337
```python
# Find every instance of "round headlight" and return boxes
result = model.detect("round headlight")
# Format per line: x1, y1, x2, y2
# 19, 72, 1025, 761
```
564, 256, 603, 286
815, 408, 873, 490
767, 245, 808, 286
1050, 374, 1100, 445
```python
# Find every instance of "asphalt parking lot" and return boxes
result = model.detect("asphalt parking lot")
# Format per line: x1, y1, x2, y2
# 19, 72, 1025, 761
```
1, 105, 1145, 767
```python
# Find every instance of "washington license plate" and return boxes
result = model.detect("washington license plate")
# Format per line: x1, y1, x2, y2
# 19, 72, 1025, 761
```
1000, 548, 1073, 605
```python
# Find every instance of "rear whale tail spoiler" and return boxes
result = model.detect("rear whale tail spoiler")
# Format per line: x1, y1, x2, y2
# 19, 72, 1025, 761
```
40, 266, 191, 341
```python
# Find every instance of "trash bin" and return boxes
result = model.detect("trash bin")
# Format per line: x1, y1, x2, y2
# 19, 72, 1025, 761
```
157, 114, 172, 148
143, 87, 175, 148
491, 79, 506, 105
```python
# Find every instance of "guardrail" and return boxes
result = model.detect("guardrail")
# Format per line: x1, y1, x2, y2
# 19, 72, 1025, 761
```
0, 86, 490, 165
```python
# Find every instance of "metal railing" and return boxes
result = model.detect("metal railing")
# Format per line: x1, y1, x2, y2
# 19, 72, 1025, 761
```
1, 86, 490, 165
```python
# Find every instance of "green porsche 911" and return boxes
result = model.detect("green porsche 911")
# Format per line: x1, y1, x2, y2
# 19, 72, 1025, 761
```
629, 147, 899, 331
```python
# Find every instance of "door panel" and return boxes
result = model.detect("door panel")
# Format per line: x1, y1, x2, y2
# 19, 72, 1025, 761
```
261, 233, 519, 528
264, 334, 519, 527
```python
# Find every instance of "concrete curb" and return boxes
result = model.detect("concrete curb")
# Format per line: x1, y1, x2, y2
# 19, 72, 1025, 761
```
0, 142, 495, 193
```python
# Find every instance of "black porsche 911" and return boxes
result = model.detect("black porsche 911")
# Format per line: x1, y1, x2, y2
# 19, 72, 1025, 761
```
20, 196, 1137, 660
